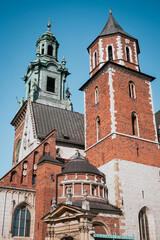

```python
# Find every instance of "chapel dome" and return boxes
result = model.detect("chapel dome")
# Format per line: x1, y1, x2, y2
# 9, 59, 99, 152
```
62, 151, 104, 177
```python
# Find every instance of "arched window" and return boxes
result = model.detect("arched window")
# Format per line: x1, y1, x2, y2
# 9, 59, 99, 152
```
41, 44, 44, 55
131, 112, 139, 136
139, 208, 150, 240
43, 142, 50, 154
126, 46, 130, 62
92, 186, 96, 196
10, 171, 17, 183
47, 45, 53, 56
108, 46, 113, 61
13, 205, 31, 237
15, 139, 21, 162
95, 87, 99, 104
93, 51, 97, 68
129, 81, 136, 99
93, 221, 110, 235
96, 116, 100, 141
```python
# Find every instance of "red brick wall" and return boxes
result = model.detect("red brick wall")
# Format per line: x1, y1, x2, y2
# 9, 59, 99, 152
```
113, 69, 156, 140
34, 162, 61, 240
12, 120, 25, 164
0, 130, 62, 240
85, 71, 111, 148
85, 66, 160, 168
93, 215, 120, 235
89, 35, 139, 77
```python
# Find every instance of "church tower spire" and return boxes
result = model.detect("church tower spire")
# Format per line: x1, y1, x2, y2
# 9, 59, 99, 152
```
23, 19, 73, 111
88, 12, 140, 76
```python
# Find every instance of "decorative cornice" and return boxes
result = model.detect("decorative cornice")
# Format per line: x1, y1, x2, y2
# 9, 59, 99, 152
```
28, 98, 37, 139
0, 186, 36, 193
79, 61, 155, 91
10, 101, 27, 130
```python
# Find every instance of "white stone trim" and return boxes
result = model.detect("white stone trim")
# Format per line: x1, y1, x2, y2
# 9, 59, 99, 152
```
85, 132, 159, 152
133, 41, 139, 65
89, 49, 92, 72
84, 91, 87, 150
125, 45, 133, 63
98, 38, 104, 69
106, 44, 115, 61
108, 68, 117, 135
145, 81, 158, 142
28, 98, 37, 139
116, 36, 123, 59
59, 194, 107, 201
0, 186, 36, 193
60, 179, 105, 187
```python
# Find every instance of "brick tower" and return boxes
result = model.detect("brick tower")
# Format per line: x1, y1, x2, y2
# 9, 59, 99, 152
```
80, 11, 160, 239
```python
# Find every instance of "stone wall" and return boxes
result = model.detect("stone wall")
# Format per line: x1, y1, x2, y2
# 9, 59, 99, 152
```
99, 159, 160, 239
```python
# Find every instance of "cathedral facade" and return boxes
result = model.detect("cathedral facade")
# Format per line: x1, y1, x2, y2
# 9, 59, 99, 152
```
0, 12, 160, 240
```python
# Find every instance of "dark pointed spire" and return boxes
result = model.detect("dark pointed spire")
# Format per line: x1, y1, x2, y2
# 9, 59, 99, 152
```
99, 12, 134, 39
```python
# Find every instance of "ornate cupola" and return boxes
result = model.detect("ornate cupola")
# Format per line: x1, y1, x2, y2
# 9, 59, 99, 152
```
88, 10, 140, 76
57, 151, 108, 204
23, 19, 73, 111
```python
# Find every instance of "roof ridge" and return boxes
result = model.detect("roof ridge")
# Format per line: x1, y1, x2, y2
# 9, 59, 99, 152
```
32, 101, 84, 116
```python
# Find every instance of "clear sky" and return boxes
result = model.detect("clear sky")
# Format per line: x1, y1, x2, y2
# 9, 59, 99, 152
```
0, 0, 160, 178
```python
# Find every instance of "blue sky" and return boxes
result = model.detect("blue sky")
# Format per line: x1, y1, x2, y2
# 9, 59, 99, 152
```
0, 0, 160, 178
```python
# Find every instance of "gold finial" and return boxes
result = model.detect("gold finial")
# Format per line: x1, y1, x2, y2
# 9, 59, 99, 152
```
38, 36, 40, 40
110, 8, 112, 14
47, 17, 51, 31
63, 56, 65, 60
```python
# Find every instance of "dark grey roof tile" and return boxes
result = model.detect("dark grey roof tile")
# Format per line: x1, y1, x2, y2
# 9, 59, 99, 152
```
32, 102, 84, 146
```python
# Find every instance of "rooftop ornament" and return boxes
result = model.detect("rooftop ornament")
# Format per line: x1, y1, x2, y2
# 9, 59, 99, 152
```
47, 17, 51, 32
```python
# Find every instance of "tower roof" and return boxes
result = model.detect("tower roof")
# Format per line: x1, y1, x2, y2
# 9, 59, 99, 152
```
99, 12, 134, 39
87, 12, 139, 53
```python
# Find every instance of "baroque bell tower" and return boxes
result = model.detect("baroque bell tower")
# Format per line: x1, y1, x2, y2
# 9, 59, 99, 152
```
23, 19, 73, 111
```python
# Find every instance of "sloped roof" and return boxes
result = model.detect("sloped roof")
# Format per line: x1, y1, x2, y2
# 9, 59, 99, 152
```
87, 13, 139, 53
71, 200, 121, 213
32, 102, 84, 146
62, 151, 104, 177
99, 13, 134, 39
38, 152, 62, 166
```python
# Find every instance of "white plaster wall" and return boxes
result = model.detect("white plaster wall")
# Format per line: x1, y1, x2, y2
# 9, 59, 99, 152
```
56, 143, 85, 159
99, 159, 160, 239
19, 102, 40, 162
145, 81, 158, 142
0, 187, 35, 240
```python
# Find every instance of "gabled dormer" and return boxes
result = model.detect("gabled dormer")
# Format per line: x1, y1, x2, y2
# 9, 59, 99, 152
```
88, 11, 140, 77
